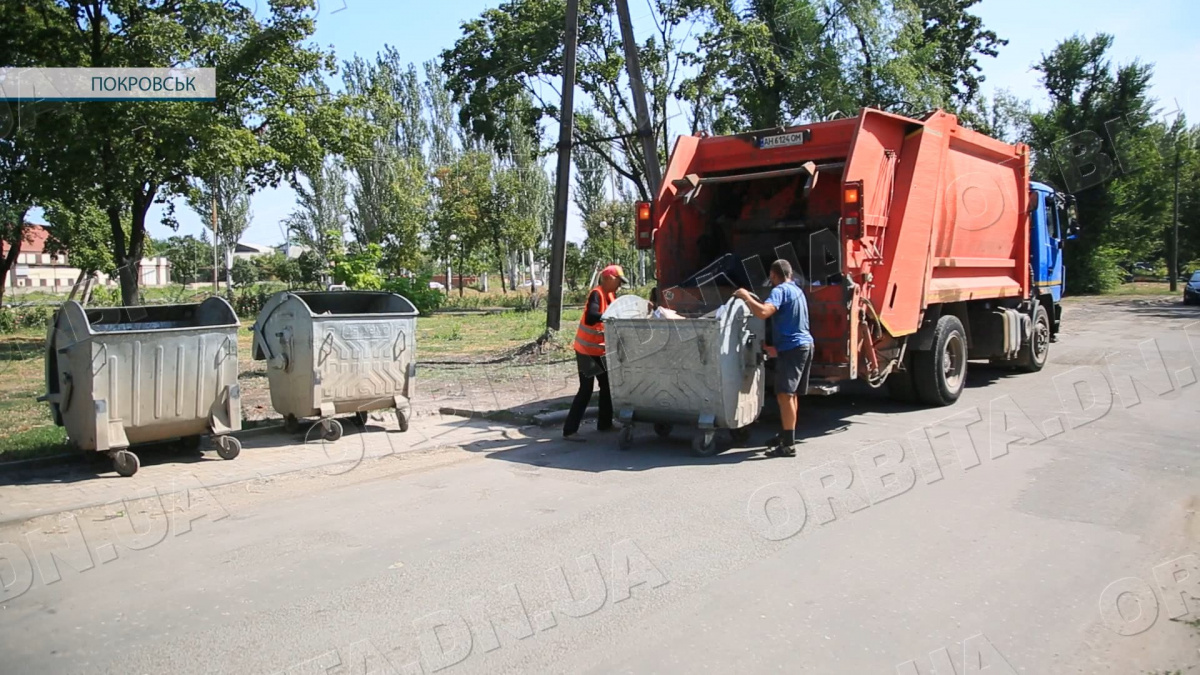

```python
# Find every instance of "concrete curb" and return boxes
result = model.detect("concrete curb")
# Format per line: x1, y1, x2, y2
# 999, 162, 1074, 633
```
0, 418, 286, 475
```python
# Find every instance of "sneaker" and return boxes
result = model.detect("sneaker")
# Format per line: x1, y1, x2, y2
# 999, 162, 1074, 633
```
764, 444, 796, 458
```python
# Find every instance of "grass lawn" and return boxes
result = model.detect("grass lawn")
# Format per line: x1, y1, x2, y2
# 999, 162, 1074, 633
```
0, 330, 70, 461
1099, 281, 1183, 296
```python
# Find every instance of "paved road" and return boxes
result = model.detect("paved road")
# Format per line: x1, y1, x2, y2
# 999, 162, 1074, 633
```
1, 296, 1197, 674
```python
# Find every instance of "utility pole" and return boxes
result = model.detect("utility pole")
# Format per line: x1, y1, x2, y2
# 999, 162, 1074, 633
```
1170, 129, 1180, 292
615, 0, 663, 198
210, 181, 219, 292
546, 0, 580, 333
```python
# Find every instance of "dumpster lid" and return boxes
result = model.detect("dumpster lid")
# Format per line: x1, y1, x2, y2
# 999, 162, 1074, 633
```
67, 297, 238, 335
292, 291, 417, 317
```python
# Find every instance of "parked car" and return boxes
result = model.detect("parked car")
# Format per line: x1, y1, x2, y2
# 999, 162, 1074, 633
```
428, 281, 445, 290
521, 279, 544, 288
1184, 271, 1200, 305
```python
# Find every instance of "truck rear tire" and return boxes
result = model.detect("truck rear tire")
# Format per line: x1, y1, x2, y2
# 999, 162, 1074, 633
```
913, 315, 967, 406
1016, 304, 1050, 372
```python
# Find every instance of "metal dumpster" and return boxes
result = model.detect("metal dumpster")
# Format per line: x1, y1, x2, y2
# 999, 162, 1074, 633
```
41, 298, 243, 476
603, 295, 766, 456
252, 290, 417, 441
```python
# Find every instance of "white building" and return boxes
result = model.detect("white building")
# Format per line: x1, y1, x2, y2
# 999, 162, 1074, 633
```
3, 225, 171, 292
233, 242, 275, 260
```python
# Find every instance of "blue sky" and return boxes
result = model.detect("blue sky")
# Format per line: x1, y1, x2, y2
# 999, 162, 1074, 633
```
47, 0, 1200, 247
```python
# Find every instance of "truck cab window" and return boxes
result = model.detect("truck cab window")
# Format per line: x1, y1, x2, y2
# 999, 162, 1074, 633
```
1044, 194, 1060, 239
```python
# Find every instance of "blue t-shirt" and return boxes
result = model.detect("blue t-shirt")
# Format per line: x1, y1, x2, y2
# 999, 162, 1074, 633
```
766, 281, 813, 351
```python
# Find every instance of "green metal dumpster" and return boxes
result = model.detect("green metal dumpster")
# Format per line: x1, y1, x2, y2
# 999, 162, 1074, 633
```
41, 298, 243, 476
252, 290, 418, 441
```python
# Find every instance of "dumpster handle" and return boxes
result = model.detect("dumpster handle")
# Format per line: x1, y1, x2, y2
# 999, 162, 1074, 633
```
254, 299, 289, 361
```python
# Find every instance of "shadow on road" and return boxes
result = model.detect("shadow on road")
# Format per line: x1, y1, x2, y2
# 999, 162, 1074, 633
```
473, 362, 1032, 474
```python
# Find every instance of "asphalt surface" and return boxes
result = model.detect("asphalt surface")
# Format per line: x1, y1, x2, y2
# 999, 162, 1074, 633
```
1, 295, 1198, 674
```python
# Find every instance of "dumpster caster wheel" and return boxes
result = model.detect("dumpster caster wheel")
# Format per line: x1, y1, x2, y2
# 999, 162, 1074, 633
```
284, 414, 300, 434
112, 450, 139, 477
355, 411, 370, 427
216, 436, 241, 460
322, 419, 343, 442
619, 425, 635, 451
729, 427, 751, 446
653, 423, 672, 439
691, 431, 719, 458
396, 409, 410, 433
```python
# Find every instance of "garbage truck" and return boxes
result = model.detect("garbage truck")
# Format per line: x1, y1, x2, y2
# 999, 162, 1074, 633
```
634, 107, 1076, 405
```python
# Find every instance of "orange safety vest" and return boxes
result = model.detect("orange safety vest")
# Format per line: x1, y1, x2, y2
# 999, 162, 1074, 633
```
574, 287, 615, 356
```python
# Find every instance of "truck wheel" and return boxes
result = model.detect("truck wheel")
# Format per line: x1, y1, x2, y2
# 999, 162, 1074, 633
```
1016, 305, 1050, 373
886, 351, 917, 403
914, 315, 967, 406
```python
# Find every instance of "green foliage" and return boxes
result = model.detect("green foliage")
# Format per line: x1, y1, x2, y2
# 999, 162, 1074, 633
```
1027, 33, 1199, 293
231, 257, 260, 287
1, 0, 364, 305
232, 282, 287, 320
188, 171, 253, 266
296, 250, 327, 286
252, 252, 288, 281
332, 244, 385, 290
343, 49, 433, 272
41, 202, 117, 276
0, 304, 54, 333
163, 235, 214, 284
565, 242, 589, 291
384, 275, 445, 316
286, 159, 351, 267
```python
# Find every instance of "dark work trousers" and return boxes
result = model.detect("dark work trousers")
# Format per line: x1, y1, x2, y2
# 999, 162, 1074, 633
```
563, 352, 613, 436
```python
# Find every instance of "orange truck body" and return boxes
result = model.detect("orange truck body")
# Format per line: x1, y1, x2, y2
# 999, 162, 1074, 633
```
642, 108, 1051, 392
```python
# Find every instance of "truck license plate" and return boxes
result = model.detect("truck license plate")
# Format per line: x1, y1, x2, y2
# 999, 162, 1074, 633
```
758, 130, 810, 149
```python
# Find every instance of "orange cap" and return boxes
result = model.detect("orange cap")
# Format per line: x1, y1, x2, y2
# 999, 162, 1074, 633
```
601, 265, 630, 285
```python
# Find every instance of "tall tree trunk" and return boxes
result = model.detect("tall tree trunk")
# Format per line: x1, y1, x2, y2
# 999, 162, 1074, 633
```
0, 238, 20, 308
0, 206, 30, 307
112, 189, 152, 306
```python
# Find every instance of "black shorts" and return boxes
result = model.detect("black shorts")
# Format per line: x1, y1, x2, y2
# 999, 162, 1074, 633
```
774, 345, 813, 395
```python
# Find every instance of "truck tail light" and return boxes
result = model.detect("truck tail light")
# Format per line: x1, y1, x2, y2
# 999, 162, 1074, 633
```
842, 181, 864, 238
635, 201, 654, 250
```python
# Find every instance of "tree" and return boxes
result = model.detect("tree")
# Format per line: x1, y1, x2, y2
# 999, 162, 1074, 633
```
230, 257, 259, 287
583, 199, 636, 272
1027, 33, 1164, 292
343, 49, 432, 272
332, 243, 385, 290
564, 241, 589, 291
0, 204, 31, 307
1, 0, 361, 305
573, 113, 611, 223
441, 0, 694, 201
162, 235, 214, 284
430, 152, 492, 296
285, 158, 351, 279
679, 0, 1007, 132
188, 170, 253, 294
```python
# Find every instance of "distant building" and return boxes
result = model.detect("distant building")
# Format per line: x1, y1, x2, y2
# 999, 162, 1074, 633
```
277, 242, 310, 259
233, 242, 274, 260
2, 224, 171, 292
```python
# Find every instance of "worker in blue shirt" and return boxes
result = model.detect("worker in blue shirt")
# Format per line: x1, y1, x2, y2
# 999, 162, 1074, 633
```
734, 259, 813, 457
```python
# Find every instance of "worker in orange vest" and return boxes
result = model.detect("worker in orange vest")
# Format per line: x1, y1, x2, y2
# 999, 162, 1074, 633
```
563, 264, 629, 441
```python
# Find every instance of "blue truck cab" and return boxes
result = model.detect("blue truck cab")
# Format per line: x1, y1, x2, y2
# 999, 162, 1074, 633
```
1029, 181, 1075, 337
